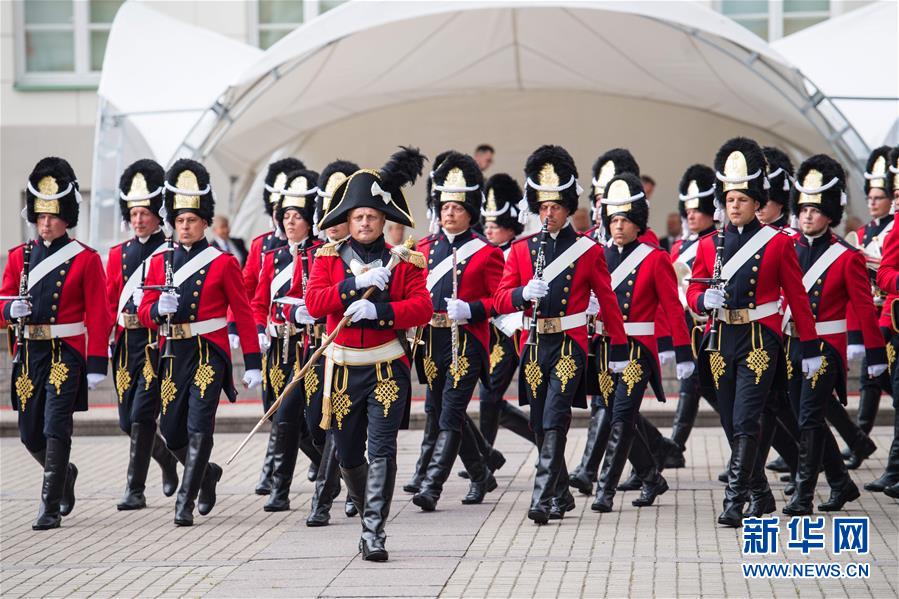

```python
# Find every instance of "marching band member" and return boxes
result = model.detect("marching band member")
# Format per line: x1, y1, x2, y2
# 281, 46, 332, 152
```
138, 159, 262, 526
251, 168, 323, 512
412, 153, 505, 511
2, 157, 112, 530
687, 137, 821, 528
781, 154, 886, 515
494, 145, 628, 524
304, 147, 432, 561
106, 160, 179, 510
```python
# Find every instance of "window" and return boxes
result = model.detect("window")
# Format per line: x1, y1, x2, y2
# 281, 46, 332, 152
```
718, 0, 830, 41
16, 0, 124, 88
252, 0, 349, 49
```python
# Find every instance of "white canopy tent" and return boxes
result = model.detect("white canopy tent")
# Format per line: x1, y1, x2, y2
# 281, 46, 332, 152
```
92, 0, 872, 251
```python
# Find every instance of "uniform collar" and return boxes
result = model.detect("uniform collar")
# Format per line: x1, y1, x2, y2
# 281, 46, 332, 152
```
139, 229, 165, 245
41, 233, 70, 249
441, 227, 473, 245
728, 218, 762, 236
349, 235, 386, 263
179, 237, 209, 255
770, 212, 789, 229
871, 214, 894, 228
614, 238, 641, 253
550, 223, 576, 241
801, 229, 831, 247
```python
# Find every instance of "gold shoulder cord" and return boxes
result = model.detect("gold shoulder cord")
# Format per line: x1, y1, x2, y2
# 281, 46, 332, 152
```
709, 325, 726, 390
449, 335, 470, 389
374, 361, 400, 417
555, 337, 577, 393
48, 339, 69, 395
746, 323, 770, 385
115, 330, 132, 402
193, 337, 216, 399
142, 329, 157, 390
330, 366, 351, 430
14, 340, 33, 411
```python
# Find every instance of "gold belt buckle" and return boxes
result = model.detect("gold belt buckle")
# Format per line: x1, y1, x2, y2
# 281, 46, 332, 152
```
122, 314, 141, 329
538, 317, 561, 334
27, 324, 51, 340
724, 309, 749, 325
168, 323, 190, 339
430, 313, 451, 328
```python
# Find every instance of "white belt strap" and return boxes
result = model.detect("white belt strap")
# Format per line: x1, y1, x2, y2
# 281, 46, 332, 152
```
172, 246, 221, 287
324, 339, 405, 366
609, 243, 654, 290
426, 238, 486, 290
781, 242, 847, 330
117, 243, 167, 316
719, 227, 777, 281
716, 300, 779, 323
540, 237, 595, 286
675, 241, 698, 266
23, 322, 86, 339
270, 262, 295, 298
864, 220, 893, 255
522, 312, 588, 332
165, 317, 227, 337
27, 241, 86, 292
596, 321, 655, 336
816, 319, 847, 335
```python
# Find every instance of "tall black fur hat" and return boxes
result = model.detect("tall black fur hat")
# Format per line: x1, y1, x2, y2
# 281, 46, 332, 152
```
591, 148, 640, 199
25, 156, 81, 227
431, 152, 483, 223
714, 137, 769, 207
163, 158, 214, 226
275, 168, 320, 229
762, 146, 794, 207
315, 160, 359, 234
263, 158, 306, 216
600, 173, 648, 234
677, 164, 716, 219
482, 173, 524, 235
791, 154, 846, 227
522, 145, 581, 219
118, 159, 165, 223
864, 145, 892, 195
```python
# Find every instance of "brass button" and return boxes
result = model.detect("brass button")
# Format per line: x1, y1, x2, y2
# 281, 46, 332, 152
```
56, 281, 62, 287
748, 291, 754, 297
341, 293, 347, 299
566, 274, 572, 280
200, 269, 205, 274
531, 250, 536, 255
196, 279, 202, 285
561, 299, 567, 305
190, 315, 196, 321
749, 303, 755, 309
750, 278, 756, 284
813, 291, 819, 296
752, 266, 758, 272
378, 320, 385, 326
190, 303, 196, 309
429, 258, 433, 263
350, 290, 356, 297
628, 280, 633, 286
754, 254, 760, 260
624, 303, 629, 309
53, 293, 58, 299
59, 270, 66, 276
559, 311, 565, 316
50, 317, 56, 323
274, 258, 279, 264
122, 263, 127, 269
623, 315, 629, 321
193, 291, 198, 297
388, 320, 394, 326
51, 305, 57, 311
626, 291, 631, 297
563, 287, 569, 292
812, 303, 818, 309
124, 275, 128, 281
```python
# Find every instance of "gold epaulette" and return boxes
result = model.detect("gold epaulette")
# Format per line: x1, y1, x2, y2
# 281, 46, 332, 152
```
315, 242, 339, 258
406, 250, 426, 269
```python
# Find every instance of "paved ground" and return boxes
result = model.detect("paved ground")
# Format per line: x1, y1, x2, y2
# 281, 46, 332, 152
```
1, 425, 897, 598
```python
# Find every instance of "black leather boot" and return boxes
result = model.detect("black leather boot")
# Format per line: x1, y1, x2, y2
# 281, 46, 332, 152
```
117, 422, 155, 510
479, 400, 501, 446
265, 423, 300, 512
569, 405, 610, 495
404, 412, 438, 493
467, 414, 506, 472
413, 430, 462, 511
529, 429, 566, 524
306, 434, 342, 524
783, 427, 824, 516
592, 421, 635, 513
766, 456, 791, 473
459, 423, 496, 505
59, 460, 78, 517
855, 387, 881, 435
196, 436, 222, 517
498, 401, 536, 444
173, 435, 210, 526
884, 481, 899, 498
818, 431, 860, 511
667, 391, 700, 468
746, 412, 777, 518
32, 438, 70, 530
255, 422, 278, 495
298, 428, 322, 482
718, 435, 756, 528
360, 458, 396, 562
845, 432, 877, 470
151, 432, 179, 497
865, 409, 899, 492
340, 462, 368, 518
345, 496, 358, 517
549, 459, 575, 519
630, 434, 669, 507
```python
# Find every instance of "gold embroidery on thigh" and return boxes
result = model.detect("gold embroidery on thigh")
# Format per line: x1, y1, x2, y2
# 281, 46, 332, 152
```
331, 366, 351, 431
524, 345, 543, 399
374, 361, 400, 417
555, 337, 577, 393
746, 324, 770, 385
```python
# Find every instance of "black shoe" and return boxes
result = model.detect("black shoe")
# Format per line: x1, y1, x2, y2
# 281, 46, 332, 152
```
198, 462, 222, 516
307, 462, 319, 482
783, 480, 796, 496
413, 431, 461, 512
718, 470, 728, 484
151, 433, 179, 497
865, 434, 899, 492
118, 422, 155, 511
32, 438, 69, 530
255, 423, 278, 495
766, 456, 790, 473
632, 475, 669, 507
568, 468, 596, 495
528, 430, 566, 524
818, 479, 860, 511
669, 391, 700, 467
360, 458, 395, 562
840, 446, 852, 460
305, 434, 340, 523
845, 436, 877, 470
174, 435, 212, 526
266, 423, 300, 513
340, 462, 367, 521
59, 462, 78, 517
404, 412, 437, 493
344, 496, 358, 517
462, 472, 496, 505
664, 445, 686, 469
718, 435, 756, 528
651, 435, 680, 473
592, 422, 635, 513
457, 470, 470, 480
783, 428, 824, 516
570, 405, 610, 494
884, 481, 899, 499
779, 473, 792, 482
617, 471, 641, 491
549, 489, 576, 519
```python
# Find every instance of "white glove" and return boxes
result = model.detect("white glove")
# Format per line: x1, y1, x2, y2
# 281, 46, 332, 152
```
344, 299, 377, 322
522, 279, 549, 301
229, 333, 241, 349
87, 373, 106, 390
354, 266, 391, 291
659, 350, 675, 366
868, 363, 888, 378
157, 292, 179, 316
258, 333, 271, 352
676, 361, 696, 380
444, 298, 472, 321
294, 304, 316, 325
702, 288, 726, 310
9, 300, 31, 318
608, 360, 629, 374
242, 368, 263, 389
131, 287, 144, 307
802, 355, 825, 380
586, 292, 600, 317
846, 344, 865, 361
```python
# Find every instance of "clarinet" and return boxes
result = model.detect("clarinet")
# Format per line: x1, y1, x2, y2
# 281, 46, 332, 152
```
525, 219, 549, 347
160, 236, 176, 360
451, 247, 460, 370
12, 242, 32, 364
282, 244, 299, 365
705, 222, 726, 352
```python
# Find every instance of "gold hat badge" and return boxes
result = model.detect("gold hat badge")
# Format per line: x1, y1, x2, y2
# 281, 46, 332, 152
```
167, 169, 208, 210
866, 155, 887, 190
602, 179, 645, 216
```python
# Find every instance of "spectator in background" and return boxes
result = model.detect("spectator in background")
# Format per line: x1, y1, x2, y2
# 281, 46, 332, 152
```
572, 208, 592, 233
660, 211, 682, 252
386, 222, 406, 246
641, 174, 656, 200
474, 144, 495, 172
211, 215, 248, 265
843, 215, 863, 240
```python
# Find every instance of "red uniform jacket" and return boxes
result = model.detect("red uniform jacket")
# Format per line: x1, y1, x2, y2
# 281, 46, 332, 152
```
493, 225, 628, 361
686, 220, 820, 357
416, 229, 504, 354
243, 230, 286, 301
105, 232, 167, 343
1, 237, 112, 375
875, 224, 899, 330
253, 240, 322, 331
304, 238, 432, 364
138, 240, 261, 370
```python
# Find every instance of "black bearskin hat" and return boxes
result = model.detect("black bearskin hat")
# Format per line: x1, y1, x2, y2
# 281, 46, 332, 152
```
762, 146, 794, 207
791, 154, 846, 227
319, 146, 425, 229
163, 159, 214, 226
431, 152, 483, 223
26, 156, 81, 227
677, 164, 716, 219
864, 145, 892, 196
263, 157, 306, 216
118, 159, 164, 224
482, 173, 524, 235
315, 160, 359, 233
275, 168, 320, 229
591, 148, 640, 199
522, 145, 581, 217
600, 173, 648, 234
889, 146, 899, 196
714, 137, 769, 207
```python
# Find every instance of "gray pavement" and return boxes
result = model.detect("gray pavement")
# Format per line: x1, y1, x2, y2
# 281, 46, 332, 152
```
1, 424, 897, 598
